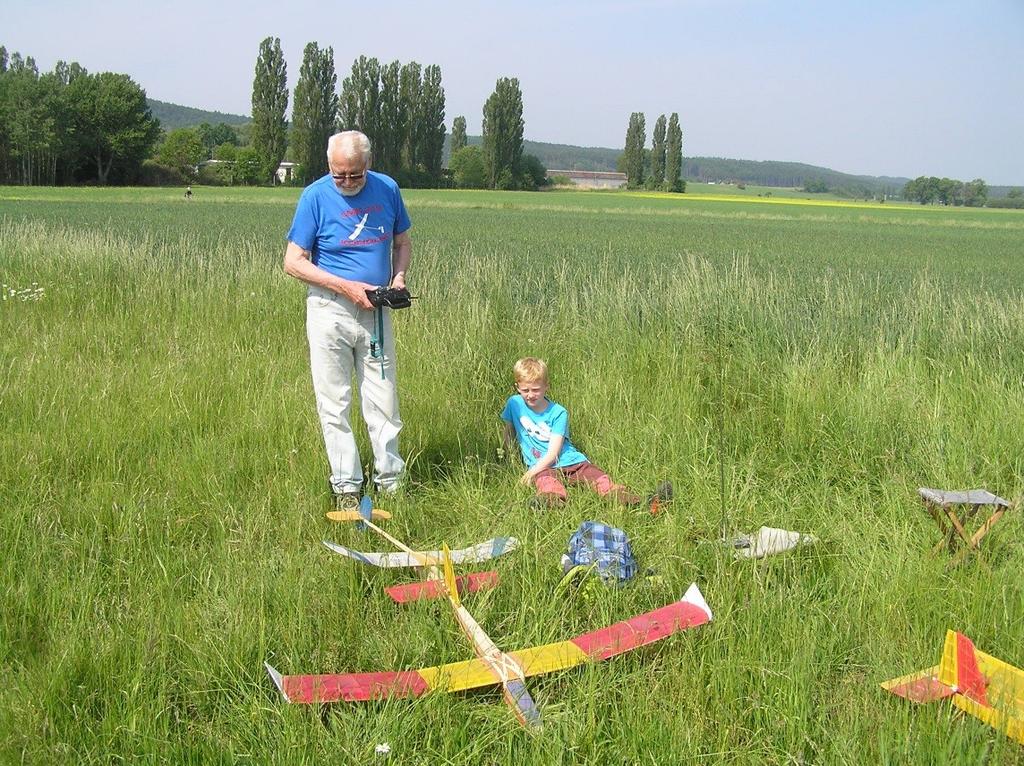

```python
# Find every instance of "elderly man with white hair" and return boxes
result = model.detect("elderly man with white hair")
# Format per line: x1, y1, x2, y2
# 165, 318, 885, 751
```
283, 130, 412, 510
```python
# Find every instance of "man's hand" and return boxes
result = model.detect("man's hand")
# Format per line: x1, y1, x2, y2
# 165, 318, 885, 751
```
390, 270, 406, 290
283, 242, 377, 310
339, 279, 378, 310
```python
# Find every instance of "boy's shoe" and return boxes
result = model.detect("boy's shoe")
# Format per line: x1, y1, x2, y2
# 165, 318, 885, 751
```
651, 481, 674, 502
647, 480, 674, 514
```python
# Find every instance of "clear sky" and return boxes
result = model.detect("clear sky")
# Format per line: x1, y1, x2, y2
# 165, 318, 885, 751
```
2, 0, 1021, 183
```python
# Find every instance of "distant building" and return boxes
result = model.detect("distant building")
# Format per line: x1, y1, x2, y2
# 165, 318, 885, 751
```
546, 169, 627, 189
276, 161, 297, 185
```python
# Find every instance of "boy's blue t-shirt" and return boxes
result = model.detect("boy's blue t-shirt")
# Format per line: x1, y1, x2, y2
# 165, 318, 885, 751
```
501, 395, 588, 469
286, 171, 411, 286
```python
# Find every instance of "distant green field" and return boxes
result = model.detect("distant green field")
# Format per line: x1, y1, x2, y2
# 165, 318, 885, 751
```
2, 186, 1022, 763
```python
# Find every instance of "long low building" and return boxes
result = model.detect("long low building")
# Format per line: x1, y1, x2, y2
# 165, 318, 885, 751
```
546, 169, 627, 189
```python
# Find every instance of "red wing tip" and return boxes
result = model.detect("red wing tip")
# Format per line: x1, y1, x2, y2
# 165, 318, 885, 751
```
681, 582, 713, 621
264, 662, 291, 703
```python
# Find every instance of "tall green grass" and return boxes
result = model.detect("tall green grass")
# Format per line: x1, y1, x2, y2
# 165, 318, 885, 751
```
2, 187, 1022, 763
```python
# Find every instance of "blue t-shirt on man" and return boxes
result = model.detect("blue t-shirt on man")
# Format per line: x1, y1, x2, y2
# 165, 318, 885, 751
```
286, 171, 411, 286
501, 395, 588, 469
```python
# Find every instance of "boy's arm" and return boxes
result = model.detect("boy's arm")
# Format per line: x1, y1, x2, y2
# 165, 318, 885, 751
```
520, 433, 564, 485
499, 421, 516, 460
501, 421, 516, 450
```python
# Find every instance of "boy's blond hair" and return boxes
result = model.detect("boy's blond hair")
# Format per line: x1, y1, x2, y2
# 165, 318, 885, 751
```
513, 357, 548, 385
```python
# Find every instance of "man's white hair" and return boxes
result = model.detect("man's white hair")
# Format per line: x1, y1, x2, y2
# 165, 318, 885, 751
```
327, 131, 372, 164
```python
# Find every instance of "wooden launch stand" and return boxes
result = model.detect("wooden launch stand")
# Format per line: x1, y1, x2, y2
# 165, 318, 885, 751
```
918, 487, 1012, 566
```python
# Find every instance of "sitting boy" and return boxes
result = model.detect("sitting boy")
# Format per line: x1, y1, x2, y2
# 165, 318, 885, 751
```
501, 357, 640, 508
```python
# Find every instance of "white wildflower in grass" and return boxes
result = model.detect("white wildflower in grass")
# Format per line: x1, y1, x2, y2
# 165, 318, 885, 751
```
374, 743, 391, 757
1, 282, 45, 302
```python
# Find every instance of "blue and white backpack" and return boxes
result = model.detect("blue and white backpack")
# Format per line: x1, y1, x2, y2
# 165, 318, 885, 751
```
561, 521, 638, 584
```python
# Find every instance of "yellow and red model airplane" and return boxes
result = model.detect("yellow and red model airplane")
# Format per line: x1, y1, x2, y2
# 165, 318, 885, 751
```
267, 499, 713, 727
882, 630, 1024, 745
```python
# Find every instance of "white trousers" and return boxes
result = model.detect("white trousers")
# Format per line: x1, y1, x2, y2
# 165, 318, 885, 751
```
306, 285, 405, 494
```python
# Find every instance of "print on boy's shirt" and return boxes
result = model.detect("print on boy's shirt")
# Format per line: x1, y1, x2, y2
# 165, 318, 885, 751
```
519, 415, 552, 442
519, 415, 551, 459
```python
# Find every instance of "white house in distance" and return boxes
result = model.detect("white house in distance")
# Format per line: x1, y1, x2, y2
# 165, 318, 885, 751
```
275, 161, 297, 184
546, 169, 627, 189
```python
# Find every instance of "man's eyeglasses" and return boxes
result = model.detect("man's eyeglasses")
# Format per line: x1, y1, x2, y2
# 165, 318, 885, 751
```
331, 171, 366, 182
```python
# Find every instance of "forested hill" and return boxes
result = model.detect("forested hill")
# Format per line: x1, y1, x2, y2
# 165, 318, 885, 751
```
685, 157, 909, 196
451, 135, 907, 195
147, 99, 250, 130
148, 101, 909, 194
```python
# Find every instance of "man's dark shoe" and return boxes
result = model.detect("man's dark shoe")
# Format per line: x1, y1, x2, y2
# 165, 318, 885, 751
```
332, 492, 361, 512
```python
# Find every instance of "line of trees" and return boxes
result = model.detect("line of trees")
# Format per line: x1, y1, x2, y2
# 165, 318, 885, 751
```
0, 45, 160, 185
902, 176, 988, 207
1, 40, 548, 191
620, 111, 684, 192
336, 55, 446, 186
242, 42, 450, 187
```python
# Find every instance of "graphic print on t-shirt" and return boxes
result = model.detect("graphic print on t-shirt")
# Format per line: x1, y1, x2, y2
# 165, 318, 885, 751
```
519, 415, 552, 442
341, 205, 388, 246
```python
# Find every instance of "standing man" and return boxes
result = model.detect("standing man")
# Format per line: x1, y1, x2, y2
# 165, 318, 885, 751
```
284, 131, 411, 510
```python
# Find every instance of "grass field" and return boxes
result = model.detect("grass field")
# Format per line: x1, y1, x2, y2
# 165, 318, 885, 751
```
2, 185, 1023, 764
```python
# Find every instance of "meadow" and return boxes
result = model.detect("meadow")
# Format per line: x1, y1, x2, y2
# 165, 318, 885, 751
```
1, 185, 1023, 764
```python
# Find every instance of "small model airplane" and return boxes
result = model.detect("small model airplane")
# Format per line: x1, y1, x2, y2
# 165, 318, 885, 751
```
322, 496, 517, 603
323, 538, 515, 603
267, 498, 713, 726
882, 630, 1024, 745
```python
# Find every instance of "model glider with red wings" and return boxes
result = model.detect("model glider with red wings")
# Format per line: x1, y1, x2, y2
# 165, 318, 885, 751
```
265, 581, 712, 720
267, 500, 713, 727
882, 630, 1024, 745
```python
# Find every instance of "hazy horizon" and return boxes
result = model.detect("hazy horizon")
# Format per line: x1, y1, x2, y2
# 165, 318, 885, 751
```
2, 0, 1022, 184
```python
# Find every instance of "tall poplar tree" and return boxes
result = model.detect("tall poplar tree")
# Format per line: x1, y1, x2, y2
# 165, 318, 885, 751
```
623, 112, 646, 189
375, 60, 404, 177
291, 42, 338, 186
449, 115, 467, 156
648, 114, 666, 189
338, 56, 381, 151
399, 62, 422, 171
419, 64, 446, 181
665, 112, 684, 193
481, 77, 524, 190
251, 37, 288, 185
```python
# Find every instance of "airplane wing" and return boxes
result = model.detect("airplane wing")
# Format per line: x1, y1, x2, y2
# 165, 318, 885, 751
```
322, 537, 518, 568
386, 570, 500, 603
266, 582, 712, 704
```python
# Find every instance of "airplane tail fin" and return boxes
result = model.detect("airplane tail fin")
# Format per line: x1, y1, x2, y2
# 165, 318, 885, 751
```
882, 630, 991, 704
939, 630, 989, 705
